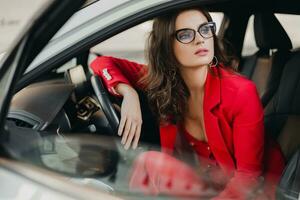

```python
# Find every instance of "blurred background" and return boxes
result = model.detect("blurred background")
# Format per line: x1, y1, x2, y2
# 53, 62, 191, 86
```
0, 0, 50, 54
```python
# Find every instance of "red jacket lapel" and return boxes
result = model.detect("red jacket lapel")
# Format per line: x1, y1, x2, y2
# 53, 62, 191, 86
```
159, 67, 236, 176
204, 67, 235, 175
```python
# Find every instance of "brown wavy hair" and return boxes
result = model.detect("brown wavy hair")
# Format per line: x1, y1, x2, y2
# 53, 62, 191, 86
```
140, 8, 236, 124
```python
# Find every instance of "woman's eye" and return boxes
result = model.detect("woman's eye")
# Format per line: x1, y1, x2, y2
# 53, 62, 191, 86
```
179, 33, 190, 39
178, 31, 193, 40
200, 26, 210, 34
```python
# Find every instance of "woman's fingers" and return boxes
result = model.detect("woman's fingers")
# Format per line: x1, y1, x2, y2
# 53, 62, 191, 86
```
118, 90, 142, 149
124, 123, 137, 150
121, 119, 132, 144
118, 115, 126, 136
133, 124, 141, 149
120, 117, 142, 150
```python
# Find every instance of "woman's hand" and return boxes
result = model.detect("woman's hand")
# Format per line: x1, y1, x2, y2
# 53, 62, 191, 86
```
115, 83, 142, 150
129, 151, 205, 196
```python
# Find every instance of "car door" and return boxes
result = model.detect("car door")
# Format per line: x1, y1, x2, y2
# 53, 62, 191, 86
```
0, 0, 86, 127
0, 1, 121, 199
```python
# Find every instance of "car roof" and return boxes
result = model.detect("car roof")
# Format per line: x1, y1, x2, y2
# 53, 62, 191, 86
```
24, 0, 300, 75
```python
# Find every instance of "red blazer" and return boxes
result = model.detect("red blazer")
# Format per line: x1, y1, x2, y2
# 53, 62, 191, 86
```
91, 56, 285, 199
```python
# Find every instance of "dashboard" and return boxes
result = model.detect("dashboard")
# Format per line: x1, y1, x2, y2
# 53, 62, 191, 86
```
7, 65, 112, 135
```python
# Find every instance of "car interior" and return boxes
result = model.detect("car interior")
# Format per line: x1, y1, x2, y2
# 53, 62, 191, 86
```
239, 12, 292, 107
3, 1, 300, 199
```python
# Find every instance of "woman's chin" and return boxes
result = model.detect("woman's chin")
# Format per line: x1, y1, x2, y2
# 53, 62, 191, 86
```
186, 58, 212, 67
181, 63, 209, 69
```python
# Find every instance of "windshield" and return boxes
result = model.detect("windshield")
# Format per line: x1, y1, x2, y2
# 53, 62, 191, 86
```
0, 0, 51, 54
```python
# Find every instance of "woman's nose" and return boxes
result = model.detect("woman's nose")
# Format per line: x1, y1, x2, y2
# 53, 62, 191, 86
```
194, 32, 204, 45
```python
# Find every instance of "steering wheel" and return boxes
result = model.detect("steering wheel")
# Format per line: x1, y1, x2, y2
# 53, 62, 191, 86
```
91, 75, 161, 146
91, 75, 120, 134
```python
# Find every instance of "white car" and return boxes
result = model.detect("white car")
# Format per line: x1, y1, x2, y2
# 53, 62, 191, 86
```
0, 0, 300, 199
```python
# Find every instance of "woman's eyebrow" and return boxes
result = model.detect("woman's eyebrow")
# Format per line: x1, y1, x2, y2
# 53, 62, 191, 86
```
176, 22, 209, 30
176, 27, 192, 31
197, 22, 209, 29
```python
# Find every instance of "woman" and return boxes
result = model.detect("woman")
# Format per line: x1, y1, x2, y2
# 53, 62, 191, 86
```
91, 8, 285, 199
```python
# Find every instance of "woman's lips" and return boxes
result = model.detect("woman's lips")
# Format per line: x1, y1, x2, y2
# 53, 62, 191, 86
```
194, 49, 209, 56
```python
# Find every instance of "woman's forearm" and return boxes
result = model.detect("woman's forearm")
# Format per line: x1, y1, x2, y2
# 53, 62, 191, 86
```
115, 83, 138, 98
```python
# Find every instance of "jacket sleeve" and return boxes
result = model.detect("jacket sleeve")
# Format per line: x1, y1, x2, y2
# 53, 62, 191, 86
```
213, 81, 265, 199
129, 151, 205, 196
90, 56, 147, 96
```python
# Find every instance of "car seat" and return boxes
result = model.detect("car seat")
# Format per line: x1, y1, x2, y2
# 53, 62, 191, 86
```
264, 50, 300, 160
240, 12, 292, 107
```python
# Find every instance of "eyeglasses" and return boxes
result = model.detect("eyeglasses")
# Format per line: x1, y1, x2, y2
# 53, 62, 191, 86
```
175, 22, 216, 44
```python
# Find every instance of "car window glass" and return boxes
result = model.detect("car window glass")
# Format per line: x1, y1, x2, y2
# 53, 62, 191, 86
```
91, 20, 152, 64
242, 13, 300, 56
0, 0, 50, 54
91, 12, 224, 64
275, 13, 300, 49
56, 58, 78, 73
242, 15, 258, 56
211, 12, 224, 34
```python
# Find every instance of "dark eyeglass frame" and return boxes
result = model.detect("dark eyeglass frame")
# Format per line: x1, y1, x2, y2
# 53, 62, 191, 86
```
175, 22, 216, 44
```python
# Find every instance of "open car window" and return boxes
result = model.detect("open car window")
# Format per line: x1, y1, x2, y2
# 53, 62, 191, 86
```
4, 8, 229, 199
91, 12, 224, 64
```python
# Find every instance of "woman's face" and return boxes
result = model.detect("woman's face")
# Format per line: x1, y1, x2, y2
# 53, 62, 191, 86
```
173, 10, 214, 68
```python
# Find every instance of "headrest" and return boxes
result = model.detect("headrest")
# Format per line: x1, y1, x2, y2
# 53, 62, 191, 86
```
254, 13, 292, 50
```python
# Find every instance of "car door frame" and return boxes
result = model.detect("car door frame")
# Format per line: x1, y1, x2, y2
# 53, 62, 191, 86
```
15, 0, 232, 92
0, 0, 87, 132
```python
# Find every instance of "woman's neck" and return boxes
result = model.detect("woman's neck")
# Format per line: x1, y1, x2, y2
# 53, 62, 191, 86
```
180, 65, 208, 95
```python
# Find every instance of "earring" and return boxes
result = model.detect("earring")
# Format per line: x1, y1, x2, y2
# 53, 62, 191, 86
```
209, 56, 218, 68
